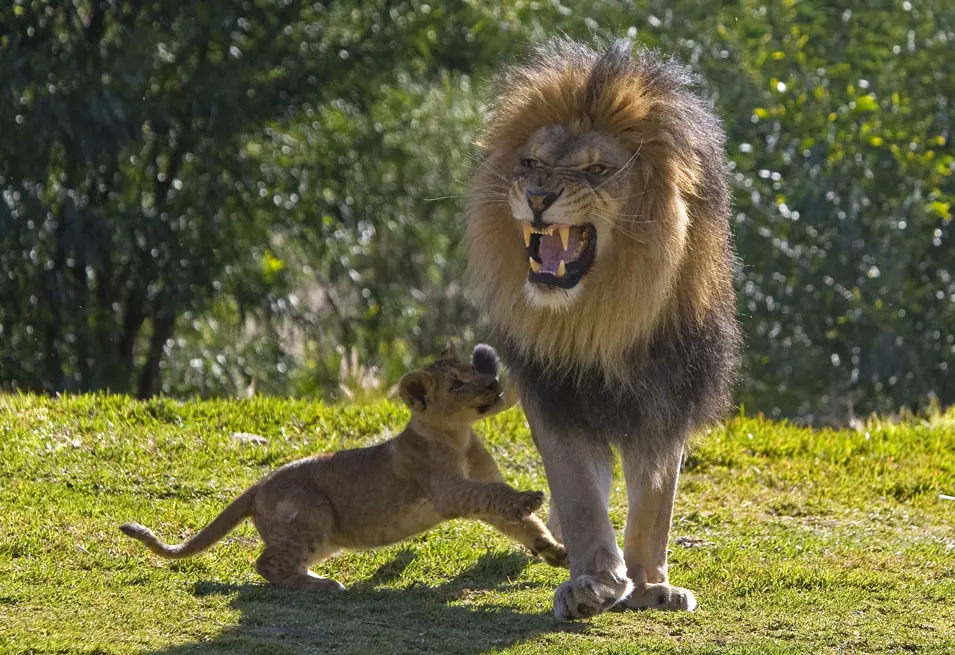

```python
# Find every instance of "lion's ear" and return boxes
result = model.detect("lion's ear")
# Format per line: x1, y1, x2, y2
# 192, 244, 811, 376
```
398, 371, 432, 413
439, 340, 460, 362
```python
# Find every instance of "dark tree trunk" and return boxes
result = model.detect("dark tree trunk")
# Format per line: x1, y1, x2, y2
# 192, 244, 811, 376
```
137, 310, 175, 398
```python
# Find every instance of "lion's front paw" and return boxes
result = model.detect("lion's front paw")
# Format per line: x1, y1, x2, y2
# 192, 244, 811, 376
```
532, 536, 569, 568
623, 583, 697, 612
502, 490, 544, 522
553, 571, 633, 620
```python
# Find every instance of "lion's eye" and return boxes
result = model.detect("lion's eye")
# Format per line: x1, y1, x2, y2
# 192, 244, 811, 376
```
521, 158, 540, 169
585, 164, 609, 175
450, 380, 465, 391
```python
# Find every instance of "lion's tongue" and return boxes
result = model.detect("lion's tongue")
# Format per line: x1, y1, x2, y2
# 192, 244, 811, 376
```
537, 229, 582, 272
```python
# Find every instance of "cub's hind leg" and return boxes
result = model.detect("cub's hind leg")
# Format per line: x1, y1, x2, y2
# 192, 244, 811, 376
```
255, 544, 343, 591
252, 490, 344, 591
466, 438, 568, 568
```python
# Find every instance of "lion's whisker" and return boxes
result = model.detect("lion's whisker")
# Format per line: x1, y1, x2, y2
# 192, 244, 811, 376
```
470, 189, 510, 200
428, 186, 509, 202
467, 182, 510, 197
605, 217, 655, 226
454, 178, 513, 200
591, 211, 649, 245
593, 204, 648, 220
603, 190, 650, 202
608, 226, 648, 245
479, 170, 512, 185
424, 194, 466, 202
595, 141, 643, 190
469, 154, 513, 185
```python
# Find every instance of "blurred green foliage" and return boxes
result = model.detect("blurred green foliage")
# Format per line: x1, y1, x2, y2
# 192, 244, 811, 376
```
1, 1, 952, 424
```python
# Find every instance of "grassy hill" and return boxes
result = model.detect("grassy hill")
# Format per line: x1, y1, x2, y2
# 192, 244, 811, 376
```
1, 394, 953, 654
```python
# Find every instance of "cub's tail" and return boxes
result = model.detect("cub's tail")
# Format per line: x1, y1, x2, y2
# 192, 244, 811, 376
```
120, 486, 257, 559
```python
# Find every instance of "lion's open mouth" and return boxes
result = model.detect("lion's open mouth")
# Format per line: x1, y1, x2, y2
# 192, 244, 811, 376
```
522, 222, 596, 289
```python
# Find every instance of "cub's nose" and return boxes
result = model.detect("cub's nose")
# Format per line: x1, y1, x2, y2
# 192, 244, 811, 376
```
526, 189, 559, 218
480, 375, 502, 395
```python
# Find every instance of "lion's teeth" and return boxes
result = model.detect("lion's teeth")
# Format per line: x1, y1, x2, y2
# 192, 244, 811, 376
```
522, 223, 531, 247
557, 260, 566, 278
558, 225, 570, 251
529, 258, 541, 273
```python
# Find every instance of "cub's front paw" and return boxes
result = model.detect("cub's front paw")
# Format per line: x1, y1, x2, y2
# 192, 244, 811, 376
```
532, 536, 569, 568
503, 490, 544, 522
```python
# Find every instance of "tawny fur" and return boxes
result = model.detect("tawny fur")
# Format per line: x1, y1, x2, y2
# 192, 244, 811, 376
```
120, 343, 567, 591
465, 38, 741, 619
467, 39, 736, 382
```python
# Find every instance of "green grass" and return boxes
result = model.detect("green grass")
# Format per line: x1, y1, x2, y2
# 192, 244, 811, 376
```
1, 394, 954, 655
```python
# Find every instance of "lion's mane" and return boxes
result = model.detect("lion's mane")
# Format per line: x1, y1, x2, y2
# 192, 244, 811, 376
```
466, 39, 740, 454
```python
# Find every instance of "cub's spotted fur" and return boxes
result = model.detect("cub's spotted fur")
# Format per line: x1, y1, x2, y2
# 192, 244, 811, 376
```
120, 343, 566, 590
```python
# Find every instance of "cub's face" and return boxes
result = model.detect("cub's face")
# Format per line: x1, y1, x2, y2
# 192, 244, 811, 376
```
398, 344, 504, 427
508, 125, 634, 310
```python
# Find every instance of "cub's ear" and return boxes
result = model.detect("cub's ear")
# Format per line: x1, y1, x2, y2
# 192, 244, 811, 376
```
398, 371, 431, 413
439, 340, 460, 362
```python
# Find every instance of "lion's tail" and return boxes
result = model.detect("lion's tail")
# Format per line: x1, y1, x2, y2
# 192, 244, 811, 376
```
120, 486, 257, 559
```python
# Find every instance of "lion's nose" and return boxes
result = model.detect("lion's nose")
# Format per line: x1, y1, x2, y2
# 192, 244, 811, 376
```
525, 189, 560, 218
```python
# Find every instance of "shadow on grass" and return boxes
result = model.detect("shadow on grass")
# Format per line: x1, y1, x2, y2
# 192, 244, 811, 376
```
146, 550, 586, 655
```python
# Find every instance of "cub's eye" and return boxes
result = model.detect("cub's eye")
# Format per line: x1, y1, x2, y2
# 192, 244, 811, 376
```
450, 380, 465, 391
520, 158, 540, 169
585, 164, 609, 175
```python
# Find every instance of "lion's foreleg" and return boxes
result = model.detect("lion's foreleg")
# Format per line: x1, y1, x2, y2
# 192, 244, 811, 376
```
620, 443, 697, 611
545, 501, 562, 543
525, 406, 632, 620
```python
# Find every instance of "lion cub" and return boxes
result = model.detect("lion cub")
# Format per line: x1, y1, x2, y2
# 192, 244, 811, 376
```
120, 342, 567, 590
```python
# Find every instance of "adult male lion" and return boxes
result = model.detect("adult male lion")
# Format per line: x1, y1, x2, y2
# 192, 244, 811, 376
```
466, 38, 741, 619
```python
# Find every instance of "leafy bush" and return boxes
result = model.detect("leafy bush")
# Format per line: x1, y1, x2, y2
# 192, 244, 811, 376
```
1, 1, 952, 423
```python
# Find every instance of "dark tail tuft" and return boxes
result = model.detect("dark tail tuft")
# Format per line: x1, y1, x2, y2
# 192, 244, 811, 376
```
472, 344, 500, 377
